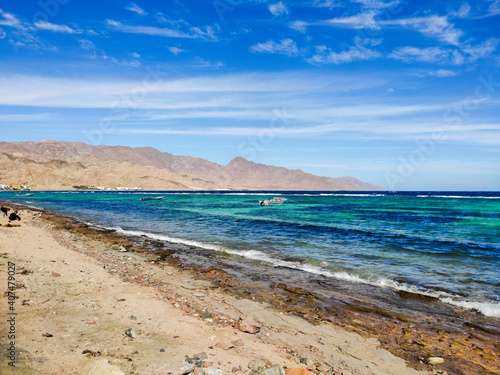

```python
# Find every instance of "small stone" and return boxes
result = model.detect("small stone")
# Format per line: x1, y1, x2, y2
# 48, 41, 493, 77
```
255, 365, 282, 375
159, 349, 165, 352
201, 311, 213, 319
42, 333, 53, 338
118, 246, 127, 252
204, 369, 223, 375
236, 316, 261, 334
88, 358, 126, 375
130, 315, 137, 321
193, 368, 206, 375
231, 339, 245, 346
300, 358, 314, 367
203, 361, 214, 368
194, 352, 208, 360
214, 341, 231, 351
124, 328, 137, 338
315, 364, 330, 372
285, 369, 311, 375
428, 357, 445, 366
52, 272, 61, 277
248, 359, 270, 371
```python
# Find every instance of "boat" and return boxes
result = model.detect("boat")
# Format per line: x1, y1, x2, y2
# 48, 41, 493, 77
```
15, 193, 33, 197
258, 197, 287, 206
140, 196, 163, 201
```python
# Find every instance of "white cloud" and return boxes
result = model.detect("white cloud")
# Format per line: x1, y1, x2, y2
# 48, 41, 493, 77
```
0, 8, 22, 28
0, 28, 5, 39
126, 3, 147, 16
169, 46, 184, 55
268, 2, 289, 16
325, 11, 380, 30
390, 46, 449, 63
384, 15, 463, 46
106, 20, 218, 40
308, 43, 381, 64
390, 39, 499, 65
250, 39, 299, 56
450, 3, 471, 18
312, 0, 337, 8
289, 20, 308, 33
34, 21, 77, 34
352, 0, 400, 9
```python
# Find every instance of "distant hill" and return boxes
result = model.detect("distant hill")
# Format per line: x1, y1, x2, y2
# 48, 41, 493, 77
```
0, 140, 384, 191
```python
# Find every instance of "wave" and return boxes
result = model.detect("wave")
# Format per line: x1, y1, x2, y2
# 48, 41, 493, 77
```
104, 225, 500, 318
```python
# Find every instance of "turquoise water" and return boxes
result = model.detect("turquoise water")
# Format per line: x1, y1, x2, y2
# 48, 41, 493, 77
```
2, 191, 499, 317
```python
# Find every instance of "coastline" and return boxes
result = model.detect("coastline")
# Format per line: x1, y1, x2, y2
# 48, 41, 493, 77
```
1, 204, 499, 374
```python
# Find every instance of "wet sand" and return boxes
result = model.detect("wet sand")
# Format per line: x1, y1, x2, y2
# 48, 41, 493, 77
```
1, 204, 499, 374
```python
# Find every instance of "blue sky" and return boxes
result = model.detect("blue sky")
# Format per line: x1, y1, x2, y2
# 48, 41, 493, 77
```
0, 0, 499, 190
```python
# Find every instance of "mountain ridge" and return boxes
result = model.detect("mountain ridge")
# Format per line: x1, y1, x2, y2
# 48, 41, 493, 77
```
0, 141, 384, 191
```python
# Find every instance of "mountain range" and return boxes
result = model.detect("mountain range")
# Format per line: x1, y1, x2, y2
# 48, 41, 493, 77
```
0, 140, 383, 191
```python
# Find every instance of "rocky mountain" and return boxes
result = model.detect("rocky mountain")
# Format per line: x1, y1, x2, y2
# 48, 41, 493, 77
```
0, 140, 384, 191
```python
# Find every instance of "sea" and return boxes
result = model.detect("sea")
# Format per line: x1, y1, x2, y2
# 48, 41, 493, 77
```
2, 190, 499, 318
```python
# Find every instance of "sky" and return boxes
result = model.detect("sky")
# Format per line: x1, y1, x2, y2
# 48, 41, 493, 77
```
0, 0, 499, 191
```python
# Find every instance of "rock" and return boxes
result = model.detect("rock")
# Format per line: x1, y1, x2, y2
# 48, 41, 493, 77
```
248, 359, 271, 372
193, 352, 208, 360
144, 362, 196, 375
300, 358, 314, 367
215, 341, 231, 350
231, 339, 245, 346
203, 361, 214, 367
193, 368, 206, 375
285, 369, 311, 375
130, 315, 137, 321
315, 364, 330, 372
118, 246, 127, 252
186, 356, 204, 367
204, 369, 223, 375
88, 358, 126, 375
428, 357, 445, 365
42, 333, 53, 337
52, 272, 61, 277
124, 328, 137, 338
201, 311, 213, 319
254, 365, 282, 375
236, 316, 261, 334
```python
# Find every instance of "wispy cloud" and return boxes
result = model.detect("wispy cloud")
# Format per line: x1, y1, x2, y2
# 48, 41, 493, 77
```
34, 21, 77, 34
0, 8, 22, 28
390, 39, 499, 65
307, 42, 381, 64
126, 3, 147, 16
324, 11, 380, 30
268, 2, 289, 16
106, 20, 218, 40
168, 46, 185, 55
289, 20, 308, 33
352, 0, 400, 9
250, 39, 299, 56
385, 15, 463, 46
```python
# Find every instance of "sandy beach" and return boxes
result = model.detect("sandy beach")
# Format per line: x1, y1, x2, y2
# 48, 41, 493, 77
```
0, 206, 496, 375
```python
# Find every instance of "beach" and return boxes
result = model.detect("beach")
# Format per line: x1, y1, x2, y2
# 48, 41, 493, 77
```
0, 204, 498, 375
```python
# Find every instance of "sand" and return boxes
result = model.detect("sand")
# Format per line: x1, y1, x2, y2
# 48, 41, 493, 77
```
1, 208, 435, 375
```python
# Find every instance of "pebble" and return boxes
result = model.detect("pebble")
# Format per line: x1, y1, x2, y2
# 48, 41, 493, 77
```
88, 358, 126, 375
231, 339, 245, 346
428, 357, 445, 365
285, 369, 311, 375
253, 365, 283, 375
214, 341, 231, 351
236, 315, 262, 334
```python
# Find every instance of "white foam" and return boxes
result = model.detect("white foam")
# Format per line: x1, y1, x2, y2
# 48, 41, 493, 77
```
104, 225, 500, 318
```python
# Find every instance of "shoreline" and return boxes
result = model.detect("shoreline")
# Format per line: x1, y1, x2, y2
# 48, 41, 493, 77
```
1, 204, 499, 374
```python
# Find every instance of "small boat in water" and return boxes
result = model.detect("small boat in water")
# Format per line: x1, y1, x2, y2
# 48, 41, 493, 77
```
16, 193, 33, 197
259, 197, 287, 206
140, 196, 163, 201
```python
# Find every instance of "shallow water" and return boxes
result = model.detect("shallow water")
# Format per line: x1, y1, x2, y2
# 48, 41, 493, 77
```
3, 190, 499, 317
